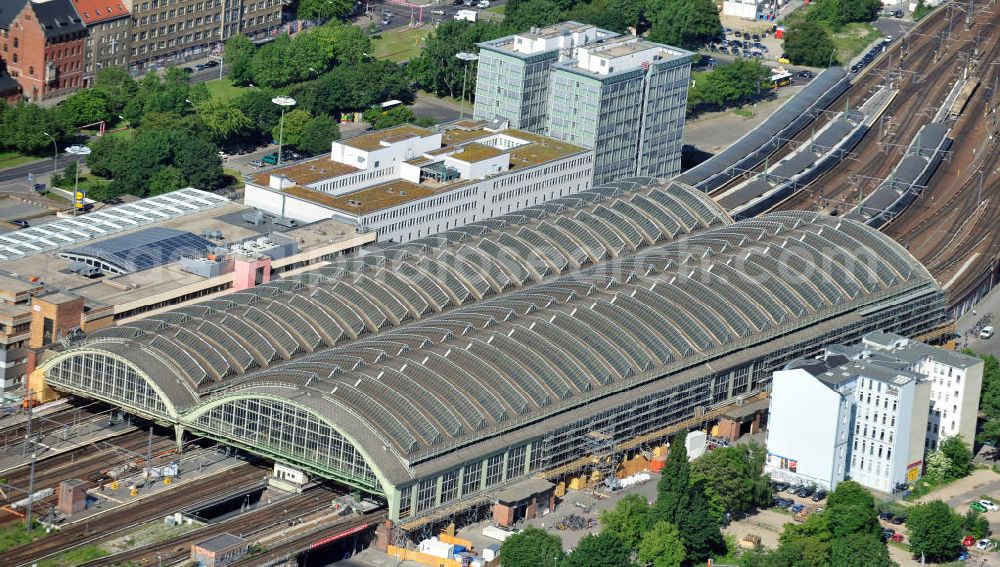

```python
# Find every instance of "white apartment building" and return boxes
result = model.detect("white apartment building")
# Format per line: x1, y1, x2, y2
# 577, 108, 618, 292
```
766, 352, 929, 493
862, 331, 983, 450
243, 120, 594, 244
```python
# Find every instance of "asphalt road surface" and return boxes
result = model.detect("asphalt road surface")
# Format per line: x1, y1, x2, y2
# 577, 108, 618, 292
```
364, 0, 506, 30
0, 158, 62, 191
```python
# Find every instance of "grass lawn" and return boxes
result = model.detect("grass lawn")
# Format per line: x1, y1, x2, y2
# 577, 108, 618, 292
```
485, 4, 505, 13
372, 27, 431, 62
204, 78, 247, 102
0, 522, 47, 553
37, 544, 109, 566
781, 8, 882, 65
831, 23, 882, 65
0, 151, 40, 169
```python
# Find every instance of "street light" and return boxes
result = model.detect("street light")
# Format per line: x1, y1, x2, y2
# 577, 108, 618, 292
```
272, 96, 296, 167
455, 52, 479, 120
42, 132, 57, 179
65, 145, 92, 216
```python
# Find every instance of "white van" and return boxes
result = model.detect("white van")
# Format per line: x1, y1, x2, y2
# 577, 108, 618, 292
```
981, 326, 994, 339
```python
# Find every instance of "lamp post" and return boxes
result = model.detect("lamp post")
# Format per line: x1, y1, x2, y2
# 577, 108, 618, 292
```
272, 96, 296, 167
455, 52, 479, 120
42, 131, 57, 179
65, 145, 92, 216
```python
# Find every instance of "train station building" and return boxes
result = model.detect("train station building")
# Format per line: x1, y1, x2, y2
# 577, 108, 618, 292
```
28, 177, 950, 535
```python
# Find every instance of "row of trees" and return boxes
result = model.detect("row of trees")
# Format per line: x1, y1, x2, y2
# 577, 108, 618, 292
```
688, 59, 773, 114
965, 351, 1000, 448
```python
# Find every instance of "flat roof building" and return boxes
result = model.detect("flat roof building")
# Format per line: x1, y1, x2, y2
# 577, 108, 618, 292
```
33, 177, 948, 532
475, 22, 693, 185
0, 188, 373, 393
243, 120, 594, 244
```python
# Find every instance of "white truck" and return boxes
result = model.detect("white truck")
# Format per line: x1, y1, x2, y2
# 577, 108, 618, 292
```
454, 9, 478, 21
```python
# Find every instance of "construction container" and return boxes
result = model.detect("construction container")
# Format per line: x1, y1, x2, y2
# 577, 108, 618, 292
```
649, 455, 668, 472
569, 476, 588, 491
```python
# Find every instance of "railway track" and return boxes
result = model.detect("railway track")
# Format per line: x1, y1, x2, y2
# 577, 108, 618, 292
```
0, 400, 107, 445
0, 462, 269, 567
75, 487, 342, 566
233, 509, 389, 566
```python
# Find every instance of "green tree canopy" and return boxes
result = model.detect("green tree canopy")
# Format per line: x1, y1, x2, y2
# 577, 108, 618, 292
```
93, 67, 138, 115
147, 166, 185, 196
829, 532, 896, 567
199, 99, 253, 142
691, 442, 771, 520
813, 0, 881, 27
297, 114, 341, 156
906, 500, 962, 563
272, 108, 314, 149
313, 23, 372, 66
409, 21, 506, 100
296, 0, 355, 20
61, 88, 111, 127
783, 21, 838, 67
363, 105, 418, 130
773, 512, 833, 565
939, 435, 972, 480
598, 493, 652, 550
499, 526, 564, 567
637, 521, 685, 567
965, 351, 1000, 448
824, 480, 881, 539
561, 531, 633, 567
676, 479, 724, 563
653, 430, 690, 525
224, 34, 257, 85
963, 509, 990, 540
249, 35, 296, 88
923, 449, 952, 483
232, 87, 283, 141
646, 0, 722, 50
0, 103, 71, 154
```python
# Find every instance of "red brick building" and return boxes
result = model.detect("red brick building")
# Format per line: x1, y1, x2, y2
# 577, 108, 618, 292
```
0, 0, 86, 101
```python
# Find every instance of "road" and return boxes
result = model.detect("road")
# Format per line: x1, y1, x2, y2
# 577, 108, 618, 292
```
363, 0, 507, 30
0, 157, 62, 189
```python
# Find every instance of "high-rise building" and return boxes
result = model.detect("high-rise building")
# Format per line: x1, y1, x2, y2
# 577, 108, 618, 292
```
474, 22, 692, 185
75, 0, 132, 86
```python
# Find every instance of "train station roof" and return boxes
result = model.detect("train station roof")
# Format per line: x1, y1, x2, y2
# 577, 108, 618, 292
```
48, 178, 937, 486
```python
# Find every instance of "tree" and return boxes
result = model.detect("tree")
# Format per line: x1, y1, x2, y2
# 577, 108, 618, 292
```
963, 509, 990, 540
691, 442, 771, 520
783, 21, 838, 67
906, 500, 963, 563
233, 88, 283, 142
147, 166, 185, 196
561, 532, 633, 567
296, 0, 355, 21
939, 435, 972, 480
503, 0, 564, 33
170, 130, 225, 190
773, 512, 833, 565
249, 35, 296, 88
410, 21, 506, 99
0, 103, 71, 154
676, 479, 724, 564
647, 0, 722, 51
199, 99, 253, 142
93, 67, 138, 115
966, 351, 1000, 452
499, 526, 564, 567
829, 532, 895, 567
287, 30, 336, 83
313, 23, 372, 66
566, 0, 643, 34
599, 494, 652, 550
297, 114, 341, 156
923, 450, 952, 483
363, 105, 418, 130
272, 109, 313, 149
653, 430, 689, 525
637, 521, 685, 567
813, 0, 881, 27
224, 34, 256, 85
824, 480, 881, 539
295, 61, 413, 116
61, 89, 111, 127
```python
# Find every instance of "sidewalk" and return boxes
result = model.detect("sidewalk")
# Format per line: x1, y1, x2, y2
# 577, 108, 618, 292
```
682, 86, 805, 154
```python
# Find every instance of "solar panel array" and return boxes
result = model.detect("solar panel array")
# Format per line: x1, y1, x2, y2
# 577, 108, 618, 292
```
60, 228, 215, 274
0, 188, 228, 262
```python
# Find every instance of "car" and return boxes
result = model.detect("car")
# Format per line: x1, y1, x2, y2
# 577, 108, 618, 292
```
959, 550, 970, 561
250, 159, 264, 167
811, 489, 827, 501
734, 31, 742, 37
381, 17, 391, 25
891, 516, 905, 525
454, 0, 464, 4
797, 70, 814, 78
963, 536, 976, 547
772, 481, 789, 492
752, 34, 761, 41
971, 501, 988, 513
882, 528, 896, 540
799, 485, 816, 498
719, 46, 729, 54
979, 499, 999, 511
981, 326, 995, 339
204, 60, 220, 68
893, 11, 903, 18
890, 533, 904, 543
11, 219, 29, 228
477, 0, 490, 6
791, 503, 805, 513
181, 66, 194, 73
978, 539, 993, 550
879, 511, 895, 521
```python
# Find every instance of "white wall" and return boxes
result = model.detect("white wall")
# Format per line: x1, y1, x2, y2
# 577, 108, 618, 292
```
330, 133, 441, 171
273, 463, 308, 484
722, 0, 762, 19
244, 185, 355, 224
766, 368, 845, 489
575, 42, 662, 75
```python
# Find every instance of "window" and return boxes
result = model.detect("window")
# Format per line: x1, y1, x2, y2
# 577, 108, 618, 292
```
462, 462, 482, 494
416, 478, 436, 512
440, 470, 458, 503
398, 485, 412, 518
486, 454, 504, 486
12, 37, 17, 48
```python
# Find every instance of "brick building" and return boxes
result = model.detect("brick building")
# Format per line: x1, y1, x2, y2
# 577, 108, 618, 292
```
1, 0, 86, 101
73, 0, 130, 86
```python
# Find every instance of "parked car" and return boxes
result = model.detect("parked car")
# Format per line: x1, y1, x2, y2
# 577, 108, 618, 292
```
879, 511, 895, 521
262, 152, 280, 165
890, 533, 904, 543
772, 481, 789, 492
799, 485, 816, 498
797, 70, 814, 78
981, 326, 995, 339
11, 219, 29, 228
959, 550, 970, 561
181, 66, 194, 73
477, 0, 490, 6
963, 536, 976, 547
791, 503, 805, 514
811, 489, 827, 502
204, 60, 220, 68
882, 528, 895, 540
978, 539, 993, 550
891, 516, 905, 525
250, 159, 264, 167
971, 501, 988, 513
979, 499, 999, 511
